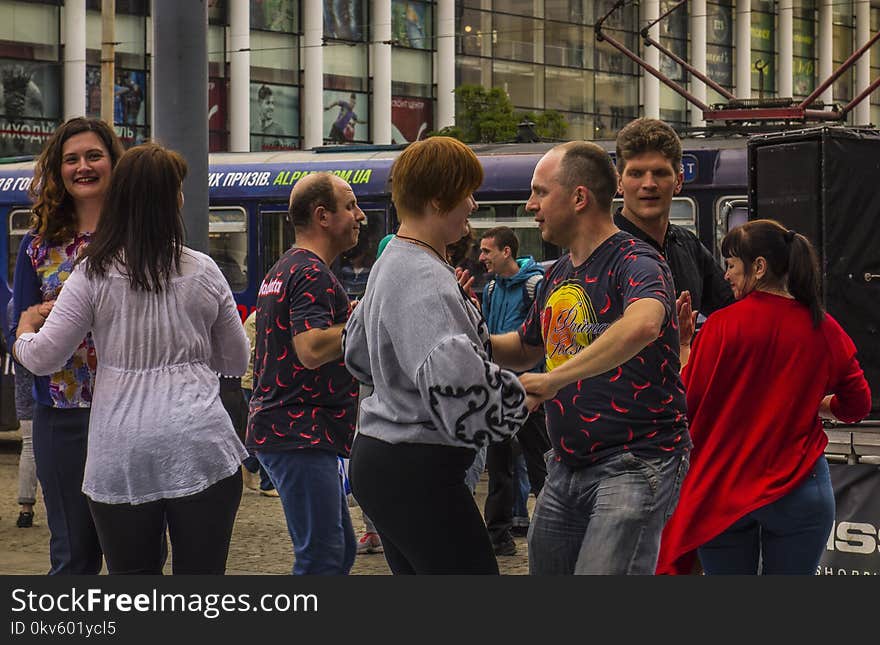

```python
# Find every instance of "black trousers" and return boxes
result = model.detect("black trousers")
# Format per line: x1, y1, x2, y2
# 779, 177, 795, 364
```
484, 408, 550, 544
350, 434, 499, 575
87, 470, 242, 575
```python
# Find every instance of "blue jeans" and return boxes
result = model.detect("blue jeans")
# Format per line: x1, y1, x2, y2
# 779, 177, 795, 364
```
257, 449, 356, 575
512, 452, 530, 519
528, 450, 689, 575
697, 456, 834, 575
33, 405, 103, 575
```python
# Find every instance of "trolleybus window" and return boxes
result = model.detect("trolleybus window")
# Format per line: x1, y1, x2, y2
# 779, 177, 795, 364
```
209, 206, 248, 292
7, 208, 32, 282
714, 196, 748, 265
337, 209, 385, 301
258, 207, 292, 282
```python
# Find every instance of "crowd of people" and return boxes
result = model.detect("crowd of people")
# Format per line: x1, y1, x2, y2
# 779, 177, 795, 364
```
1, 115, 872, 576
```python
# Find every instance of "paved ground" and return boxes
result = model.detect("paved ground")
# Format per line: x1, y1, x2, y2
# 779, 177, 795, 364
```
0, 430, 532, 575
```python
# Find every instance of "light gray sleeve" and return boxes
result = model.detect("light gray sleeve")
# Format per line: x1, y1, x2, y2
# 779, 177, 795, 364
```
13, 265, 93, 376
204, 260, 250, 376
342, 303, 371, 385
416, 333, 528, 447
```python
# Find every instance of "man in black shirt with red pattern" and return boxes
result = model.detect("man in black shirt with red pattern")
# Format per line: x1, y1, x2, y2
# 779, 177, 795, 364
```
246, 172, 365, 575
491, 141, 691, 575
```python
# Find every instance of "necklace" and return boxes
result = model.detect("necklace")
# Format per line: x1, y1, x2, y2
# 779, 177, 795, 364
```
395, 234, 448, 264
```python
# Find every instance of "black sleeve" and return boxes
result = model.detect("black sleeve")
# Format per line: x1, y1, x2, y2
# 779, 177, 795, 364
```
697, 241, 734, 315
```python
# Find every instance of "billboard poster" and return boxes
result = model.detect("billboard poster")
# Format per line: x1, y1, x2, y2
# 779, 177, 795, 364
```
323, 90, 368, 143
251, 0, 296, 32
392, 1, 429, 50
324, 0, 364, 41
209, 78, 228, 152
208, 0, 226, 24
817, 464, 880, 576
251, 82, 298, 151
391, 96, 431, 144
659, 0, 687, 82
0, 61, 61, 156
706, 3, 733, 88
85, 67, 148, 147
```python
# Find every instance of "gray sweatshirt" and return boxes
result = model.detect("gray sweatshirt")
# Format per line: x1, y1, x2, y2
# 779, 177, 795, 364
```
343, 237, 528, 450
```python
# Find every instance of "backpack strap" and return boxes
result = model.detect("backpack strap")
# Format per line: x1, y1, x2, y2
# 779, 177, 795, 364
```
524, 274, 542, 305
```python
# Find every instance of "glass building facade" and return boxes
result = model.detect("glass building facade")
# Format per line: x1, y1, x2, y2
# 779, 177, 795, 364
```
0, 0, 878, 156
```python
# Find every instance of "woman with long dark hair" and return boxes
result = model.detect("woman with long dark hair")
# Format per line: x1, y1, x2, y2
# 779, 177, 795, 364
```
657, 219, 871, 575
9, 117, 123, 574
14, 143, 249, 574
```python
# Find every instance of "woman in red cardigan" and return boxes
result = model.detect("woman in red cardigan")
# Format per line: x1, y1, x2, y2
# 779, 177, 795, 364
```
657, 219, 871, 575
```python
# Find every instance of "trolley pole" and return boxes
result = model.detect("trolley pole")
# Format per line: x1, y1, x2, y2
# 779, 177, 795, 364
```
151, 1, 209, 253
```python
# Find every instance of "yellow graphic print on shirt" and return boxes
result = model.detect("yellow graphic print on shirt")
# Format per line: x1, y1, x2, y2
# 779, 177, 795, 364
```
540, 281, 601, 371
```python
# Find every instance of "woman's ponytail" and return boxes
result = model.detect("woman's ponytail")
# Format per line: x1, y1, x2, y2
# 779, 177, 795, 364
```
786, 231, 824, 327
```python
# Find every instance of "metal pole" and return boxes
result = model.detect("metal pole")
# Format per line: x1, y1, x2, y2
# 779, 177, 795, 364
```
100, 0, 116, 126
64, 0, 87, 120
151, 0, 209, 253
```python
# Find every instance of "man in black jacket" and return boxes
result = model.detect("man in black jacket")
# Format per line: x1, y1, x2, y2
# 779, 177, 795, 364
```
614, 118, 733, 320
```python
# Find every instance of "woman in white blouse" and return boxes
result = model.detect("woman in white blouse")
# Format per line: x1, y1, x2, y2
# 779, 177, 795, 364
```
14, 143, 249, 575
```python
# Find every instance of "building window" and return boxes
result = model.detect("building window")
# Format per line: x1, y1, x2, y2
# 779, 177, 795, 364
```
793, 3, 816, 99
0, 0, 62, 156
751, 0, 776, 99
250, 1, 300, 150
706, 0, 734, 103
832, 1, 854, 103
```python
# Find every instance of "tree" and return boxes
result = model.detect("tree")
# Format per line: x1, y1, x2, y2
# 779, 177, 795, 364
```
520, 110, 569, 141
428, 85, 569, 143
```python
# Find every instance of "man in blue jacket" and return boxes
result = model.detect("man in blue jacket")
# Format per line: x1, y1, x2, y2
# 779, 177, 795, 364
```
478, 227, 550, 556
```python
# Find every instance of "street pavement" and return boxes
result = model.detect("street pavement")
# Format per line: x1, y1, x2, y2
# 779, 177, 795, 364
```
0, 431, 531, 575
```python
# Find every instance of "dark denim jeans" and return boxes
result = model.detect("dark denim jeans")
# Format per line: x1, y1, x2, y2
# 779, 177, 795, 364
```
257, 449, 356, 575
697, 456, 834, 575
528, 449, 689, 575
32, 404, 103, 575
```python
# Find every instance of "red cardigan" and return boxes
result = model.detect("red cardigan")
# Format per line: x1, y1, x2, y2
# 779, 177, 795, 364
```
656, 291, 871, 575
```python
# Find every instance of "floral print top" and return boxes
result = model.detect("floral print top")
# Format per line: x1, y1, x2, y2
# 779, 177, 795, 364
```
25, 232, 96, 408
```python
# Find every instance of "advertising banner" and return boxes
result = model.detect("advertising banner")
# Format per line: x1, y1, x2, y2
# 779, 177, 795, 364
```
324, 0, 364, 41
251, 82, 298, 151
0, 61, 61, 156
391, 96, 431, 144
817, 463, 880, 576
85, 66, 147, 147
209, 78, 228, 152
323, 90, 368, 143
392, 1, 429, 49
